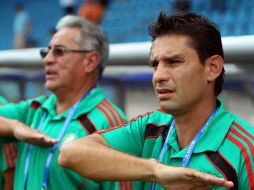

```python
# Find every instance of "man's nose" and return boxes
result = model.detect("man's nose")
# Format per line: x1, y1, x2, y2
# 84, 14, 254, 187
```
153, 63, 170, 82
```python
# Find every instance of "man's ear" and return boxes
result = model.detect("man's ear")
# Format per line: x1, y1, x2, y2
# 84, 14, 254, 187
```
205, 55, 224, 82
83, 51, 100, 73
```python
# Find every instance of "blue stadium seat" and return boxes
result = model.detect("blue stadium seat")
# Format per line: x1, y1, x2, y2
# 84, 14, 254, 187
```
1, 0, 254, 50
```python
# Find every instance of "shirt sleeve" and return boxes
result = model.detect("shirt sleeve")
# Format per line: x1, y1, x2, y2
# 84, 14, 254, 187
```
99, 115, 148, 156
0, 99, 33, 122
1, 143, 17, 171
0, 98, 33, 143
0, 96, 8, 105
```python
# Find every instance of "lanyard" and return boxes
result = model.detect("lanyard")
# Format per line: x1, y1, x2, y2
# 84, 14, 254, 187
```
23, 88, 94, 190
24, 113, 46, 190
151, 106, 218, 190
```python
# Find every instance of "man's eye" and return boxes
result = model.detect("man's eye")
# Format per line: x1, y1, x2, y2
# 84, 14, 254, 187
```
150, 61, 158, 68
167, 60, 181, 65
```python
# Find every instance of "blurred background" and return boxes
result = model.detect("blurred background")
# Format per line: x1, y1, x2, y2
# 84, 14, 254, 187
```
0, 0, 254, 123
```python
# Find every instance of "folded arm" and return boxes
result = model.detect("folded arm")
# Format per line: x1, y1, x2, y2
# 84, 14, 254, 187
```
59, 133, 234, 189
0, 116, 57, 146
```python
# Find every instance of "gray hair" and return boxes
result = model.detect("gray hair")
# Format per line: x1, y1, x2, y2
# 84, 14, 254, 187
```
56, 15, 109, 80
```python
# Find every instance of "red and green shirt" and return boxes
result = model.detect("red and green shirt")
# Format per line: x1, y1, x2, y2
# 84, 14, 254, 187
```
100, 99, 254, 190
0, 87, 127, 190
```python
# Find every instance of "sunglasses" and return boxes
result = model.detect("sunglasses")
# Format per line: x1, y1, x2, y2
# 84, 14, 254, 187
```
40, 47, 92, 59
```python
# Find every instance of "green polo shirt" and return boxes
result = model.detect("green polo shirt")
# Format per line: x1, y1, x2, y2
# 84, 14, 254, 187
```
0, 96, 7, 105
101, 99, 254, 190
0, 96, 17, 190
0, 87, 127, 190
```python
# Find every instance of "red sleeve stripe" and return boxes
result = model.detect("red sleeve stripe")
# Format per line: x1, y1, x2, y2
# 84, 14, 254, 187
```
3, 144, 16, 168
126, 181, 132, 190
77, 179, 86, 190
3, 145, 11, 168
105, 100, 124, 123
100, 100, 120, 126
97, 111, 155, 134
119, 181, 132, 190
10, 143, 18, 165
103, 99, 125, 124
11, 143, 18, 160
123, 110, 155, 127
97, 104, 114, 127
230, 127, 254, 158
96, 125, 119, 134
226, 133, 254, 189
129, 181, 133, 190
12, 143, 18, 158
119, 181, 123, 190
124, 181, 128, 190
232, 121, 254, 140
7, 144, 15, 167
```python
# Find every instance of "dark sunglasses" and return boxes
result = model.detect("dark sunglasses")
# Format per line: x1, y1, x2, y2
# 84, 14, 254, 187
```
40, 47, 92, 59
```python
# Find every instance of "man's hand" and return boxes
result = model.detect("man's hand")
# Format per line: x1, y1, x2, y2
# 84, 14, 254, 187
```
13, 122, 57, 146
156, 163, 234, 190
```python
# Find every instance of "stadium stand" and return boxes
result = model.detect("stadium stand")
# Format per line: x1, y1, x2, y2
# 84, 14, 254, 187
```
1, 0, 254, 50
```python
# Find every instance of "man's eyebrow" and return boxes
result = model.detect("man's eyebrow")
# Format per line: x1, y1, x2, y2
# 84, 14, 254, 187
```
149, 54, 183, 64
161, 54, 183, 61
55, 44, 64, 48
48, 44, 64, 49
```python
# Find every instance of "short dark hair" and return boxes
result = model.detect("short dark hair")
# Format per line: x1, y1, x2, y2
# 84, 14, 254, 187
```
148, 12, 225, 96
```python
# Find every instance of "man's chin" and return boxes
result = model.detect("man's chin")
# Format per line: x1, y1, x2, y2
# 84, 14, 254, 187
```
159, 103, 176, 114
159, 104, 170, 113
44, 82, 57, 92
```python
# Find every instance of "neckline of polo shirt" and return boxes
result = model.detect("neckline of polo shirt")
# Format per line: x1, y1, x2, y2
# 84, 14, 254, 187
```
193, 103, 233, 153
41, 87, 105, 120
184, 99, 233, 155
168, 127, 181, 153
169, 99, 233, 158
71, 87, 105, 120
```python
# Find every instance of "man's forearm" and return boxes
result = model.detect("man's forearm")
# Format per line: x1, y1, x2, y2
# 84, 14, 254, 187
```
58, 133, 159, 182
0, 116, 16, 137
59, 134, 234, 189
0, 116, 56, 146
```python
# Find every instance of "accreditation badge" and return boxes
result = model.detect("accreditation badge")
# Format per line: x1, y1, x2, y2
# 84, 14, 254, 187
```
59, 133, 77, 150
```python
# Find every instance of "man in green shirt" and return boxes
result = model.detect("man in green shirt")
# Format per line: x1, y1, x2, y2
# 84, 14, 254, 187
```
0, 15, 127, 189
58, 12, 253, 189
0, 96, 17, 190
